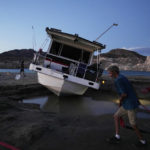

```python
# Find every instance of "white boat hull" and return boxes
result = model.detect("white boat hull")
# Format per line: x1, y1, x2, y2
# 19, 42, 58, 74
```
38, 72, 88, 96
30, 63, 99, 96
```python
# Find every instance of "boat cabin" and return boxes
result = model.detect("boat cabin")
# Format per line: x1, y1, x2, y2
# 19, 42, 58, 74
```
43, 28, 105, 81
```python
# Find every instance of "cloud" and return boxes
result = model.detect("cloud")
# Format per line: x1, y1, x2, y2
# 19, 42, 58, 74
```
122, 47, 144, 50
122, 47, 150, 56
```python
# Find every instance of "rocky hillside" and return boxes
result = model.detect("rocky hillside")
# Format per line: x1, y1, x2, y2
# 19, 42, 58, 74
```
93, 49, 150, 71
144, 56, 150, 71
0, 49, 35, 69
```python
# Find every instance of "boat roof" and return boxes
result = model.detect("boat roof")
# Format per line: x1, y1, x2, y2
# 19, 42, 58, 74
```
46, 27, 106, 52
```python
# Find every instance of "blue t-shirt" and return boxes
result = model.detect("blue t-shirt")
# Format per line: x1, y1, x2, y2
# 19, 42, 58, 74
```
114, 74, 139, 110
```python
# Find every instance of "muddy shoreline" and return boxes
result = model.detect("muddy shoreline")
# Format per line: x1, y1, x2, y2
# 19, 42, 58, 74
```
0, 72, 150, 99
0, 72, 150, 150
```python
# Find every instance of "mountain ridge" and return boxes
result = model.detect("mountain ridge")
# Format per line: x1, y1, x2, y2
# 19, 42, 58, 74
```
0, 48, 150, 71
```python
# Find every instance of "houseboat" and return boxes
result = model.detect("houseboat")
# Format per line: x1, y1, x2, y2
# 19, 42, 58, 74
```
29, 27, 105, 96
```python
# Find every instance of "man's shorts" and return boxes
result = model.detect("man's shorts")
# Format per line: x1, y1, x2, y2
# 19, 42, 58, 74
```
114, 106, 137, 126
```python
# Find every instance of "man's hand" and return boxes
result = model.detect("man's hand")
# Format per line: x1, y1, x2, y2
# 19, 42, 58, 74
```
119, 93, 127, 107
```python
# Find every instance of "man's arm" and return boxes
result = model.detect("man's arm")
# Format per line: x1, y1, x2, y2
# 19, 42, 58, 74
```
119, 93, 127, 107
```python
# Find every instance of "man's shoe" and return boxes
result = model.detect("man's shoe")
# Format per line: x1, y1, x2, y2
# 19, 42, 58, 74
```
135, 140, 147, 147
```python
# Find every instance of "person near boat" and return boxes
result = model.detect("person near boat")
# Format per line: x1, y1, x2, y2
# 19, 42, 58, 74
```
107, 65, 146, 146
20, 60, 25, 77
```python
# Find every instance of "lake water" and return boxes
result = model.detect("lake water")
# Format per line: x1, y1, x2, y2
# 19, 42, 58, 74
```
23, 94, 150, 119
0, 69, 33, 73
1, 69, 150, 76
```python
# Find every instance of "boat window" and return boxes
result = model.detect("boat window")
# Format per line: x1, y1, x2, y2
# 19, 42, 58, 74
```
50, 41, 62, 55
50, 41, 91, 64
61, 45, 81, 61
82, 51, 90, 64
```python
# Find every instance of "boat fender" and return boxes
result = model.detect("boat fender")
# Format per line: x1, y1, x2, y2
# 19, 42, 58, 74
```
63, 75, 68, 79
89, 82, 94, 85
36, 67, 42, 71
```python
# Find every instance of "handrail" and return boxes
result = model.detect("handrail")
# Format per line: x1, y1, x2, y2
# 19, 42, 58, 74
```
32, 52, 46, 65
32, 53, 103, 82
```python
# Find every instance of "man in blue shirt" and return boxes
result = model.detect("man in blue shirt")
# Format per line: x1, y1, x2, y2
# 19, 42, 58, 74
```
107, 65, 146, 146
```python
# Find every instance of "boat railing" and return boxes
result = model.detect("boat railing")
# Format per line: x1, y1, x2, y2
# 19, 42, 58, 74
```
70, 63, 103, 82
32, 53, 103, 82
62, 61, 103, 82
32, 52, 46, 65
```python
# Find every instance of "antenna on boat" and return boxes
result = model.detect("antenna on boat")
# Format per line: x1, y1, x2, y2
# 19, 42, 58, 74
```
94, 23, 118, 73
32, 26, 37, 50
95, 23, 118, 42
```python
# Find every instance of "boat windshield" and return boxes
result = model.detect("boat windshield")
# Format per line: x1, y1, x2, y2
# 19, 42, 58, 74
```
50, 41, 90, 64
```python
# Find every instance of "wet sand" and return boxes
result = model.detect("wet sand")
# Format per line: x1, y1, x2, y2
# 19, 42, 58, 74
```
0, 72, 150, 150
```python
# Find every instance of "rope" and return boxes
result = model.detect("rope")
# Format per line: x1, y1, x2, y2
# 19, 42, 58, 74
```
140, 104, 150, 113
96, 48, 99, 72
119, 104, 150, 134
0, 141, 19, 150
124, 125, 150, 134
40, 36, 49, 50
119, 117, 150, 134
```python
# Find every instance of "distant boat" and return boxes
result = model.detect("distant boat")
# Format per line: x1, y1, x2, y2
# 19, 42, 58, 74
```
29, 27, 105, 96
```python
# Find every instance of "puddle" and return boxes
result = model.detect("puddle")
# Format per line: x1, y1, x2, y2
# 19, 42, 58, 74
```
23, 96, 48, 108
23, 95, 150, 118
23, 95, 118, 116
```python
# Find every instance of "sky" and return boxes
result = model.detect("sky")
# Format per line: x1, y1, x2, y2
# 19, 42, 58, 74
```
0, 0, 150, 55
